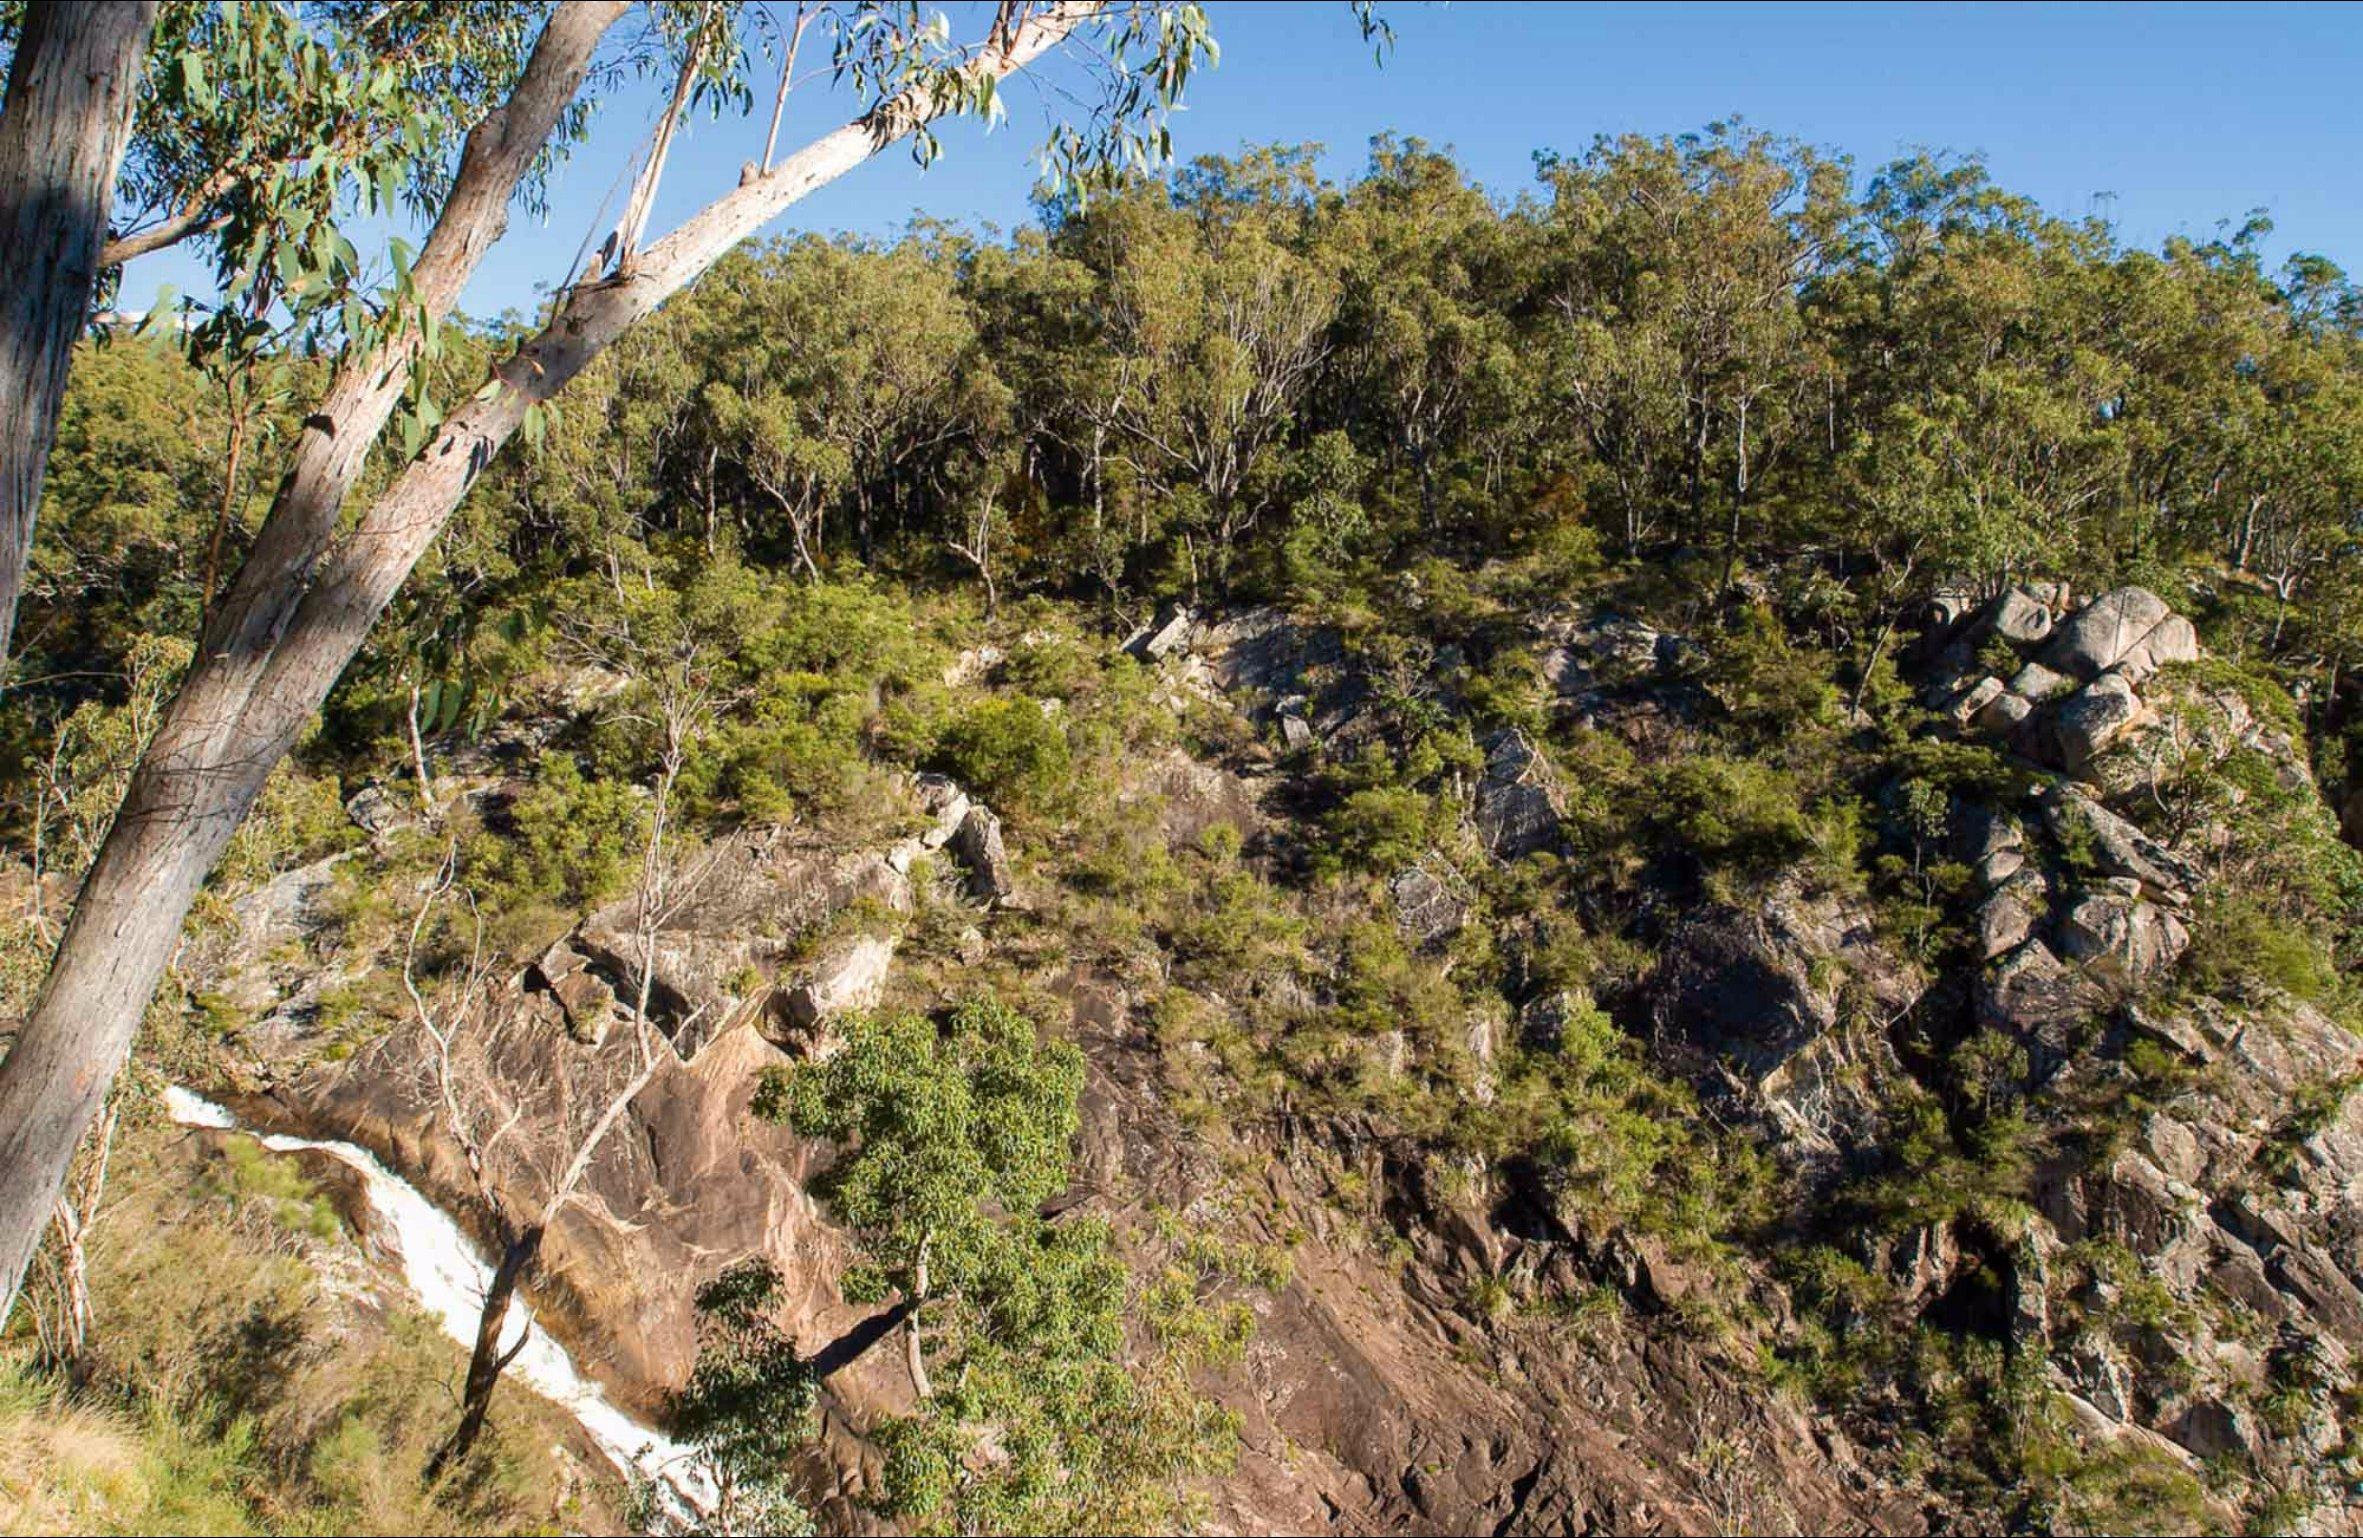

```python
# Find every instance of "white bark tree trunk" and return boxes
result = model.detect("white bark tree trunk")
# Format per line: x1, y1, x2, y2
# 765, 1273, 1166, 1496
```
0, 0, 1100, 1333
0, 0, 627, 1316
0, 0, 158, 679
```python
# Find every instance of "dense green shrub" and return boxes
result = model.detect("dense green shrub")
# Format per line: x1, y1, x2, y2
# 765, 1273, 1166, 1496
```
469, 755, 648, 916
218, 764, 362, 888
929, 697, 1075, 817
1705, 605, 1845, 743
715, 671, 878, 823
1320, 785, 1439, 876
1656, 754, 1859, 891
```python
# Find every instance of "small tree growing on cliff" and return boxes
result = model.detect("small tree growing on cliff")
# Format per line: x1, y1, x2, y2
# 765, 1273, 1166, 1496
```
667, 1257, 820, 1537
755, 999, 1236, 1529
756, 998, 1086, 1400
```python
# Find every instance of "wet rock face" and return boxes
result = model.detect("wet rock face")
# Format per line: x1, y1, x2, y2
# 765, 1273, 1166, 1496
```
200, 778, 1076, 1447
274, 1014, 883, 1417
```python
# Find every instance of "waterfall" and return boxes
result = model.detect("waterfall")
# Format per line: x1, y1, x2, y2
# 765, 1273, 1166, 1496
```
162, 1086, 716, 1520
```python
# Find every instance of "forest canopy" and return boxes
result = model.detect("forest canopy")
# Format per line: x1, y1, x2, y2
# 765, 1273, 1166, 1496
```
15, 127, 2361, 750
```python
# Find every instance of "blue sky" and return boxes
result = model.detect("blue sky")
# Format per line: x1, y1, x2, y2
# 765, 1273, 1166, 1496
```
122, 1, 2363, 321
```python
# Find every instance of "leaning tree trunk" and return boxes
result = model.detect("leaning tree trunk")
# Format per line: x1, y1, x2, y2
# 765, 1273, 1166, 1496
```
427, 1226, 543, 1480
0, 0, 1099, 1337
0, 0, 629, 1319
0, 0, 158, 679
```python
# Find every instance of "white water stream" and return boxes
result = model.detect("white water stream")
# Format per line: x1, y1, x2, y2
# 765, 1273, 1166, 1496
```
162, 1086, 716, 1520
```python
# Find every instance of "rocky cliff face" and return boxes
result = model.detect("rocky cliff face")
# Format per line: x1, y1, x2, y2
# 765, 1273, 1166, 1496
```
204, 801, 1906, 1532
1850, 585, 2360, 1525
190, 579, 2363, 1535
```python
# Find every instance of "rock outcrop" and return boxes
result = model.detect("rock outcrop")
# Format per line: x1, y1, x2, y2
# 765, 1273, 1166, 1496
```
531, 941, 616, 1046
1389, 864, 1467, 947
1904, 585, 2363, 1510
2039, 668, 2150, 774
1921, 584, 2206, 784
1956, 784, 2201, 1085
948, 803, 1015, 904
2055, 884, 2190, 985
2040, 585, 2198, 683
772, 933, 897, 1057
572, 826, 909, 1049
1120, 602, 1197, 662
2040, 786, 2202, 906
2019, 996, 2363, 1483
1645, 879, 1925, 1175
1473, 727, 1567, 861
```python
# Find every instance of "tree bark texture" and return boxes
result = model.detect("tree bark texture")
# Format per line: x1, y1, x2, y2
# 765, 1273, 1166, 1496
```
0, 0, 624, 1317
0, 0, 158, 677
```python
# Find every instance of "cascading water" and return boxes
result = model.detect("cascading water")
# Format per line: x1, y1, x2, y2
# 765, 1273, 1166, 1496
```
162, 1086, 716, 1521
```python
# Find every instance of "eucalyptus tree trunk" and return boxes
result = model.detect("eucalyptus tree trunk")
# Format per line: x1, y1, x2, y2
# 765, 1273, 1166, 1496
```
426, 1226, 542, 1483
0, 0, 627, 1319
0, 0, 158, 680
0, 0, 1100, 1339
